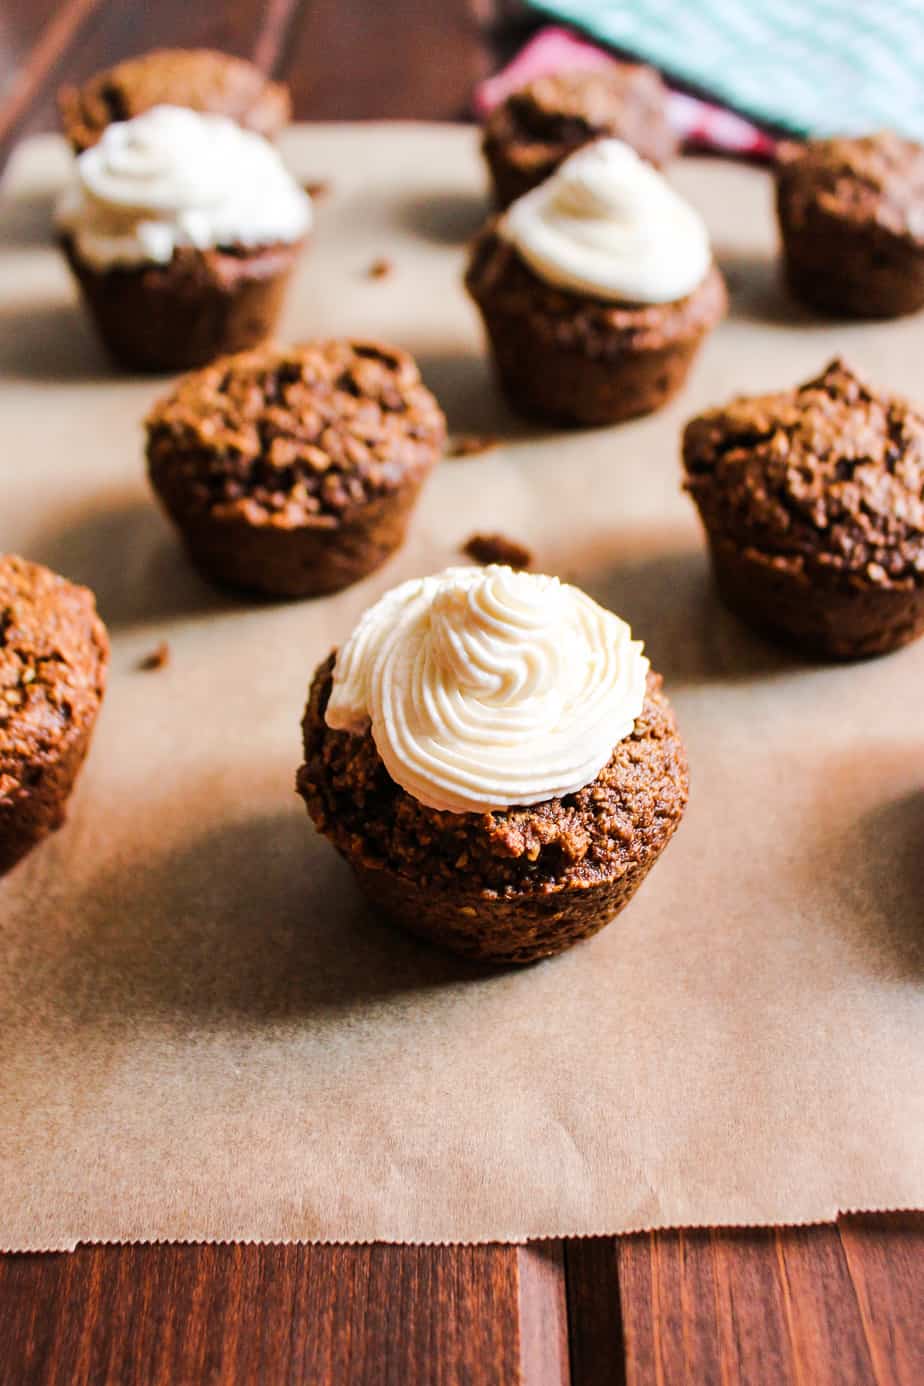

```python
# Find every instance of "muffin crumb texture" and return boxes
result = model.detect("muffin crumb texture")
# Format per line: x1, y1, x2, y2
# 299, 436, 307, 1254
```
776, 133, 924, 317
777, 133, 924, 242
483, 66, 678, 207
146, 339, 447, 528
684, 359, 924, 586
0, 556, 108, 873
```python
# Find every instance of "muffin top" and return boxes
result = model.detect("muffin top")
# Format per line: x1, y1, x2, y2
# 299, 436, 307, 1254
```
0, 556, 108, 797
146, 340, 446, 526
484, 65, 678, 174
300, 654, 687, 896
776, 132, 924, 244
58, 48, 291, 152
683, 360, 924, 587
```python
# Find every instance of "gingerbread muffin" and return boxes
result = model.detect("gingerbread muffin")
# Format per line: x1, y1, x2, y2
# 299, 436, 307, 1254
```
297, 566, 688, 964
0, 556, 108, 876
776, 132, 924, 318
683, 360, 924, 659
483, 65, 678, 209
59, 48, 291, 152
55, 105, 311, 372
466, 139, 725, 426
146, 340, 446, 599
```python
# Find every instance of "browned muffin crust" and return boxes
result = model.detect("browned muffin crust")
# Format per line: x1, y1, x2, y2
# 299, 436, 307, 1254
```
683, 360, 924, 657
483, 66, 678, 209
684, 360, 924, 583
0, 556, 108, 874
147, 341, 446, 597
147, 340, 446, 526
58, 48, 291, 151
465, 224, 726, 425
467, 225, 725, 355
61, 234, 302, 373
298, 655, 687, 931
776, 133, 924, 318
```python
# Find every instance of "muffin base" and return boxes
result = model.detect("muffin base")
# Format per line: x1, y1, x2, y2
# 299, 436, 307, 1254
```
350, 852, 664, 965
162, 482, 430, 600
482, 307, 709, 425
61, 236, 303, 372
0, 719, 99, 875
778, 204, 924, 319
708, 534, 924, 660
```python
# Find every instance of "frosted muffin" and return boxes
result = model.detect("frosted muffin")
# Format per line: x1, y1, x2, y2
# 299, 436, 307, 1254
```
0, 555, 108, 875
298, 565, 688, 963
466, 139, 726, 426
55, 105, 312, 371
58, 48, 291, 152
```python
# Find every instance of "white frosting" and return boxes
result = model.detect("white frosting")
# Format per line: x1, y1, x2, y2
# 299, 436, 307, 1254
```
501, 138, 711, 303
325, 565, 649, 815
55, 105, 312, 269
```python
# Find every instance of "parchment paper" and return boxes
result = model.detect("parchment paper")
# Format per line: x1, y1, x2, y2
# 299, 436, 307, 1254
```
1, 126, 922, 1250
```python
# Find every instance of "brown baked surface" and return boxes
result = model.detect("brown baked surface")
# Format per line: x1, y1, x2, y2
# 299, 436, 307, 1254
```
683, 359, 924, 589
776, 133, 924, 245
146, 340, 447, 530
0, 556, 108, 872
483, 66, 678, 207
61, 234, 302, 373
466, 224, 726, 354
58, 48, 291, 151
298, 655, 688, 900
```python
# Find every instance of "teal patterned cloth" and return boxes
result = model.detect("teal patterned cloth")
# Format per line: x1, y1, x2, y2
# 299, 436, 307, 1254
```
526, 0, 924, 138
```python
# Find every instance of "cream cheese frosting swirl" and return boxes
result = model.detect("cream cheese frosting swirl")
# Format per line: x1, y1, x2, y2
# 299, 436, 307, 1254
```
325, 565, 649, 814
55, 104, 312, 270
500, 137, 711, 303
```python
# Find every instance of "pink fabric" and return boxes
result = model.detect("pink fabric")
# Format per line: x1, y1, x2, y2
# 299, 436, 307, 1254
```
474, 26, 777, 160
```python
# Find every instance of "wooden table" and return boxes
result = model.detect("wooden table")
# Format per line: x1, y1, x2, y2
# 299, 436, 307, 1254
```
0, 3, 921, 1381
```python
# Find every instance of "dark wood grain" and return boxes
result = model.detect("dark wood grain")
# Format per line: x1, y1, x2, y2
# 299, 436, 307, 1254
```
518, 1241, 571, 1386
0, 1243, 521, 1385
280, 0, 489, 121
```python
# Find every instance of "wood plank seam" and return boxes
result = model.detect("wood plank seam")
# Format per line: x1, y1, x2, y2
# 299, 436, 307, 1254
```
0, 0, 103, 145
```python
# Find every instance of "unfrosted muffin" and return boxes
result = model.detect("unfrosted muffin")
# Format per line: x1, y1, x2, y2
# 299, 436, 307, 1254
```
58, 48, 291, 152
483, 65, 678, 209
776, 132, 924, 318
56, 105, 311, 371
683, 360, 924, 659
466, 139, 725, 426
146, 339, 446, 599
0, 556, 108, 875
297, 565, 688, 963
